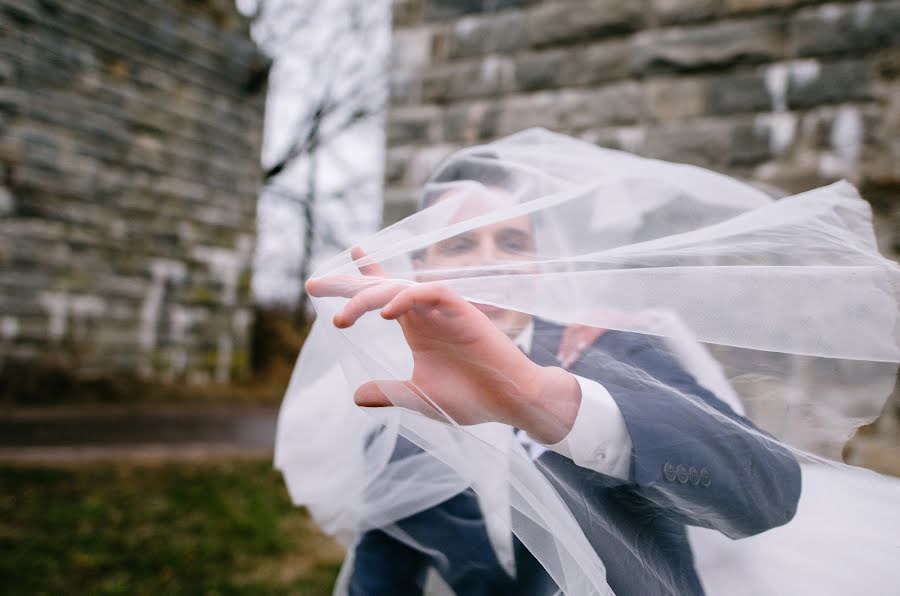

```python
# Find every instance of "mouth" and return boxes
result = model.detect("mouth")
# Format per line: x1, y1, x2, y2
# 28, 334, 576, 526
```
472, 302, 503, 316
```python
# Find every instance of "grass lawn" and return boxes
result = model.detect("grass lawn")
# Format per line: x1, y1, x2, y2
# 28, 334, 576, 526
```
0, 460, 344, 595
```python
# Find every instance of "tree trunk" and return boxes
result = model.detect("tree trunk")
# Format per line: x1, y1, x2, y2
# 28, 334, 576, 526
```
295, 148, 317, 324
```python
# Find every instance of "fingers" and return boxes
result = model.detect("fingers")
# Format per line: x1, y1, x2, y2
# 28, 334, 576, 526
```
351, 246, 388, 277
307, 266, 465, 329
333, 282, 467, 328
355, 380, 441, 420
381, 285, 459, 320
308, 274, 450, 328
306, 274, 371, 299
305, 247, 388, 298
355, 380, 427, 410
353, 380, 396, 408
335, 282, 408, 328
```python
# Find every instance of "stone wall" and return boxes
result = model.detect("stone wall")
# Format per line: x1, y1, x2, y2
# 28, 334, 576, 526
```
385, 0, 900, 258
386, 0, 900, 470
0, 0, 268, 387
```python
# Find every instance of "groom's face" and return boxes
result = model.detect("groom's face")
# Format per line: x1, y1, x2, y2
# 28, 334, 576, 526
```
414, 186, 535, 339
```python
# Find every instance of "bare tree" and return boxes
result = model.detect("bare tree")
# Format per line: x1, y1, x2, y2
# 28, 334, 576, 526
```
247, 0, 389, 319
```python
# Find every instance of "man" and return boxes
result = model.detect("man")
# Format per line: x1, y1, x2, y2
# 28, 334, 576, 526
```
306, 174, 802, 595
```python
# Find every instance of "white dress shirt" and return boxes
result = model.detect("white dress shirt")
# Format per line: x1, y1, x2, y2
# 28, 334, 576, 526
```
512, 320, 633, 480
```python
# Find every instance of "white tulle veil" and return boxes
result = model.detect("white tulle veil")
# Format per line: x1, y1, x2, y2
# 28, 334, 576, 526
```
275, 128, 900, 595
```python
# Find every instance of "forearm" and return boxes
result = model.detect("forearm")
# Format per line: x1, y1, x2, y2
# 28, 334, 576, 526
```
512, 365, 582, 445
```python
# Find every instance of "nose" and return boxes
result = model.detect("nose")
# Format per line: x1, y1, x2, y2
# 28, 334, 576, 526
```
477, 239, 499, 263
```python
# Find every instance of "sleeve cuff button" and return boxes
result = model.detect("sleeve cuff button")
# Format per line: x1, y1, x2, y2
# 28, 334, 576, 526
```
689, 466, 700, 485
663, 461, 676, 482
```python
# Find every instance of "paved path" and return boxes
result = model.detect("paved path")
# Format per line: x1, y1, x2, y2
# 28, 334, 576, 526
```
0, 404, 279, 464
2, 404, 897, 475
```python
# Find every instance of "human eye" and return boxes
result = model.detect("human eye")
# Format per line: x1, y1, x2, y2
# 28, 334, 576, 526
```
435, 234, 476, 256
497, 230, 533, 255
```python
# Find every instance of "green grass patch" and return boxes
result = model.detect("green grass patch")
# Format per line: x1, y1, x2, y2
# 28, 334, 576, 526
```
0, 460, 344, 595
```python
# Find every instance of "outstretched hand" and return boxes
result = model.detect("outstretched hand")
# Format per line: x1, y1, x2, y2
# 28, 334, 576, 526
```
305, 247, 581, 444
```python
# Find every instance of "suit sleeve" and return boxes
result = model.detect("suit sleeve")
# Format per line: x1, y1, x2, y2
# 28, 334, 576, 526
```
569, 333, 802, 539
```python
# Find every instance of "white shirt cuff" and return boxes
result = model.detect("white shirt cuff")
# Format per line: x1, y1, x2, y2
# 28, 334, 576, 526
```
541, 374, 633, 480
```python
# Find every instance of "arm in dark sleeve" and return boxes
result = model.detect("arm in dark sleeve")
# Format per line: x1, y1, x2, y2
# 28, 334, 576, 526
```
571, 332, 802, 539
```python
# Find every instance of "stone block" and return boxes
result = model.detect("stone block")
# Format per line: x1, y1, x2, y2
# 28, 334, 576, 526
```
644, 118, 734, 167
0, 88, 26, 118
527, 0, 645, 48
404, 143, 460, 187
754, 111, 799, 156
0, 56, 15, 84
2, 0, 46, 26
706, 70, 772, 114
493, 91, 569, 137
558, 40, 632, 86
858, 82, 900, 187
21, 130, 61, 169
652, 0, 720, 25
791, 2, 900, 58
513, 50, 564, 92
441, 100, 502, 143
385, 146, 413, 185
422, 58, 514, 102
389, 71, 421, 106
447, 11, 528, 59
424, 0, 536, 22
647, 76, 708, 121
388, 105, 442, 145
729, 118, 774, 165
874, 47, 900, 81
581, 125, 648, 154
391, 28, 433, 71
393, 0, 424, 27
631, 17, 785, 73
565, 82, 646, 130
787, 60, 873, 109
723, 0, 809, 15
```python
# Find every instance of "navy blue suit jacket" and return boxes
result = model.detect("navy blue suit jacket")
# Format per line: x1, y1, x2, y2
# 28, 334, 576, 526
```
349, 319, 802, 595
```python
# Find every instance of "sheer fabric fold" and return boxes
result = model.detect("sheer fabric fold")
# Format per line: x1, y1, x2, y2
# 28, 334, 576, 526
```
275, 128, 900, 595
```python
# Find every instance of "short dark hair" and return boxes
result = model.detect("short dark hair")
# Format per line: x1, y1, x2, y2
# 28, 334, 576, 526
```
419, 150, 510, 210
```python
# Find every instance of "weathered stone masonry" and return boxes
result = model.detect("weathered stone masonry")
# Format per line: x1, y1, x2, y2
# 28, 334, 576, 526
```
0, 0, 267, 386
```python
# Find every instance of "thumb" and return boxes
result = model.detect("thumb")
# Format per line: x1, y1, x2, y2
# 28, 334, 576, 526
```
354, 380, 405, 408
354, 380, 438, 419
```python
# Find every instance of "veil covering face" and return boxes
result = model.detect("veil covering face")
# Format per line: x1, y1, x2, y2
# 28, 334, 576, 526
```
275, 128, 900, 595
